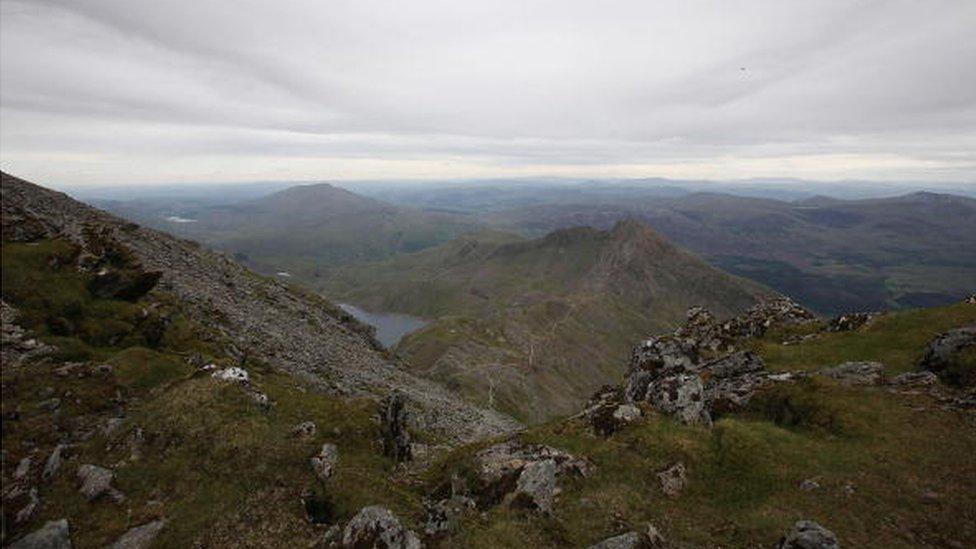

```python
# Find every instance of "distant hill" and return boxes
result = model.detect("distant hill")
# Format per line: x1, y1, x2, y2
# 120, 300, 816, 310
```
97, 182, 479, 277
483, 191, 976, 314
323, 219, 773, 422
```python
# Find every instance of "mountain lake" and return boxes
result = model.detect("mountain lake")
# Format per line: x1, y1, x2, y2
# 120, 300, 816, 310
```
338, 303, 428, 348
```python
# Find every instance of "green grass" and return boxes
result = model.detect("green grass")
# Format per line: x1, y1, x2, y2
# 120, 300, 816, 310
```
751, 302, 976, 375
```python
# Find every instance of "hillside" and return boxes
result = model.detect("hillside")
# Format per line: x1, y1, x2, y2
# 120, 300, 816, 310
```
323, 220, 773, 422
481, 191, 976, 314
97, 183, 479, 278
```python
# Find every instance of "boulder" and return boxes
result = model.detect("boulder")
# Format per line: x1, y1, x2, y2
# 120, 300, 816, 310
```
42, 445, 67, 481
820, 362, 885, 386
582, 386, 640, 436
380, 392, 412, 463
292, 421, 317, 438
9, 519, 71, 549
310, 443, 339, 481
918, 326, 976, 377
647, 374, 711, 426
510, 459, 557, 513
587, 524, 665, 549
108, 520, 166, 549
657, 462, 687, 498
473, 441, 592, 507
76, 464, 124, 502
778, 520, 839, 549
211, 367, 249, 383
889, 371, 938, 387
721, 298, 817, 339
826, 312, 877, 333
340, 506, 422, 549
422, 495, 475, 537
630, 336, 698, 377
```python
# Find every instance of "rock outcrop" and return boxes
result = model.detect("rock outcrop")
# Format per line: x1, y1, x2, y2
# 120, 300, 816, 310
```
587, 525, 665, 549
777, 520, 839, 549
9, 519, 71, 549
336, 506, 422, 549
471, 441, 592, 511
310, 443, 339, 481
820, 362, 885, 386
918, 326, 976, 384
380, 392, 412, 463
108, 520, 166, 549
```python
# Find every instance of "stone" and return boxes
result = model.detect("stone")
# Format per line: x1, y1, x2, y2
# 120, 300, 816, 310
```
16, 488, 39, 523
211, 367, 249, 383
721, 298, 817, 339
291, 420, 317, 438
422, 495, 475, 537
612, 404, 642, 423
108, 520, 166, 549
310, 443, 339, 481
826, 312, 877, 333
820, 362, 885, 385
630, 335, 698, 377
647, 374, 711, 426
918, 326, 976, 375
778, 520, 839, 549
799, 479, 821, 491
340, 506, 422, 549
472, 441, 592, 507
380, 392, 412, 463
9, 519, 71, 549
889, 371, 938, 386
43, 444, 67, 481
657, 462, 687, 498
510, 459, 557, 513
587, 524, 665, 549
77, 464, 124, 502
702, 351, 765, 379
14, 455, 33, 481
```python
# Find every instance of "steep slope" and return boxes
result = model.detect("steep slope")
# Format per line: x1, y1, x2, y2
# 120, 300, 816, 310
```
1, 172, 518, 442
96, 182, 478, 277
323, 220, 773, 422
482, 191, 976, 313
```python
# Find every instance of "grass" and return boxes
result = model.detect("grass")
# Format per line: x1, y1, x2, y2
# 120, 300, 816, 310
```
750, 302, 976, 375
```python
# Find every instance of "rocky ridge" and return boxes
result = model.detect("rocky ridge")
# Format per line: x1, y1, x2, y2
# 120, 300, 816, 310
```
1, 172, 519, 443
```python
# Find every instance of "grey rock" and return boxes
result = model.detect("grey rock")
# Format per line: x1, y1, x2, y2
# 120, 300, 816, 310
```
422, 495, 475, 537
778, 520, 839, 549
76, 464, 123, 502
510, 459, 557, 513
108, 520, 166, 549
702, 351, 764, 379
918, 326, 976, 375
292, 420, 317, 438
630, 336, 698, 377
9, 519, 71, 549
826, 312, 877, 333
340, 506, 422, 549
310, 443, 339, 481
820, 362, 885, 386
473, 441, 592, 507
14, 455, 33, 481
380, 392, 411, 463
647, 374, 711, 426
657, 462, 687, 498
612, 404, 642, 423
587, 524, 665, 549
42, 445, 66, 481
15, 488, 39, 524
799, 479, 821, 491
889, 371, 938, 386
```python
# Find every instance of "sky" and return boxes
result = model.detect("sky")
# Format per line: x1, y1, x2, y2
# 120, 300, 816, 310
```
1, 0, 975, 187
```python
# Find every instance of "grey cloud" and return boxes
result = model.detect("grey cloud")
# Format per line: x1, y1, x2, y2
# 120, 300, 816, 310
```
1, 0, 974, 184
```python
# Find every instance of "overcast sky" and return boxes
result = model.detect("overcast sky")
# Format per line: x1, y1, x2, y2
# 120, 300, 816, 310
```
1, 0, 974, 186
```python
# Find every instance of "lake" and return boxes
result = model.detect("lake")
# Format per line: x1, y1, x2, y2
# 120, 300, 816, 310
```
338, 303, 428, 348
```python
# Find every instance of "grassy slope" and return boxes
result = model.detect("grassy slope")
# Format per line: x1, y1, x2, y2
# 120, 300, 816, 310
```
423, 303, 976, 548
1, 240, 424, 547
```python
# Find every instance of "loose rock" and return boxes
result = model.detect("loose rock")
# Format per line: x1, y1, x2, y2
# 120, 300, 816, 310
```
380, 392, 412, 463
77, 464, 124, 502
9, 519, 71, 549
310, 443, 339, 482
340, 506, 422, 549
292, 421, 317, 438
510, 459, 557, 513
778, 520, 839, 549
820, 362, 885, 386
108, 520, 166, 549
657, 462, 687, 498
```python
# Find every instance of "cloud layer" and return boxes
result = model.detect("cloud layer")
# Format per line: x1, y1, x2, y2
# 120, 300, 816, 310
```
1, 0, 974, 185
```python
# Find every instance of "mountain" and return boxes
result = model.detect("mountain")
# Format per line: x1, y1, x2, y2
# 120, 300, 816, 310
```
4, 172, 976, 548
482, 191, 976, 313
323, 219, 773, 422
96, 182, 479, 278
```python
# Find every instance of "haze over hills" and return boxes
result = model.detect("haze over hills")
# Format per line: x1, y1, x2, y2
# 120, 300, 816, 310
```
324, 219, 772, 422
99, 183, 478, 277
482, 191, 976, 313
